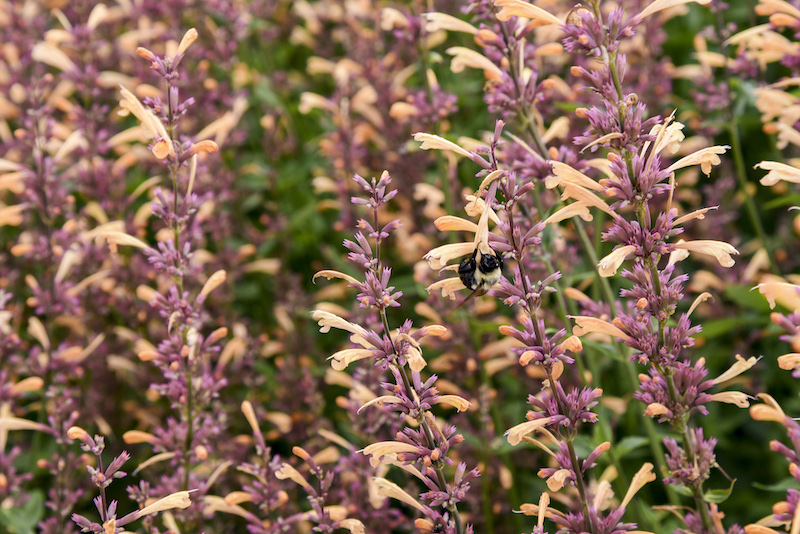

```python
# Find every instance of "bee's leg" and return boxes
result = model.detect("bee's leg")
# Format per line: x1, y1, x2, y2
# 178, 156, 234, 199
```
455, 287, 481, 309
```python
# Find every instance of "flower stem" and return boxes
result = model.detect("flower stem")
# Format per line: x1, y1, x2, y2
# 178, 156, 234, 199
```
375, 221, 464, 534
727, 121, 777, 273
97, 454, 109, 522
544, 368, 596, 534
664, 373, 714, 532
391, 336, 465, 534
713, 8, 777, 274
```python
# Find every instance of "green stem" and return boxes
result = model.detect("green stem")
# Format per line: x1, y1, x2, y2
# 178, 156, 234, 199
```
727, 122, 777, 273
713, 9, 776, 273
601, 36, 684, 508
476, 387, 495, 534
544, 367, 596, 534
163, 78, 193, 492
522, 192, 588, 377
522, 118, 672, 520
392, 338, 465, 534
376, 227, 464, 533
97, 454, 109, 522
665, 374, 714, 531
509, 202, 597, 531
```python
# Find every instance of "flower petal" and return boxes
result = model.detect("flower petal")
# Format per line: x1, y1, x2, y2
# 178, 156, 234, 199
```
778, 353, 800, 370
571, 316, 630, 342
754, 280, 800, 311
546, 162, 603, 191
710, 391, 751, 408
756, 160, 800, 186
435, 395, 471, 412
505, 417, 555, 446
446, 47, 503, 78
414, 132, 473, 159
638, 0, 711, 21
674, 240, 738, 268
422, 12, 478, 34
543, 202, 593, 225
372, 477, 428, 513
424, 242, 475, 270
494, 0, 562, 25
434, 216, 479, 233
361, 441, 419, 468
313, 270, 361, 286
713, 354, 759, 384
667, 145, 728, 176
426, 277, 466, 300
561, 183, 620, 220
598, 245, 637, 277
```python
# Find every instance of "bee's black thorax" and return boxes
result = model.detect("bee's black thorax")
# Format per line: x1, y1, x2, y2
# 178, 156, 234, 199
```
458, 249, 503, 292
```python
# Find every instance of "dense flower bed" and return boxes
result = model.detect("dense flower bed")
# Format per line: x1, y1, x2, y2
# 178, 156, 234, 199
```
3, 0, 800, 533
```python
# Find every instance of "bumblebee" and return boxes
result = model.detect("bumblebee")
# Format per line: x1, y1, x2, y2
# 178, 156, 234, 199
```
457, 248, 503, 307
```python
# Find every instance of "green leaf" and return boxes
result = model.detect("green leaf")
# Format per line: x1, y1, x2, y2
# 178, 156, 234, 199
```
753, 477, 800, 492
699, 318, 747, 339
0, 490, 44, 534
723, 285, 772, 313
704, 479, 736, 504
764, 193, 800, 210
669, 484, 694, 497
614, 436, 649, 459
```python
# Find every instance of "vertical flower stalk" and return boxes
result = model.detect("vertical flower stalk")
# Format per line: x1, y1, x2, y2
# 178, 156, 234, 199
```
68, 426, 194, 533
313, 171, 477, 534
529, 0, 754, 531
104, 30, 228, 524
747, 159, 800, 534
276, 446, 365, 534
0, 59, 110, 534
420, 124, 655, 533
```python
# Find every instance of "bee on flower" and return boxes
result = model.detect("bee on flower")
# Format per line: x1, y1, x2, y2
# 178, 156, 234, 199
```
424, 173, 507, 307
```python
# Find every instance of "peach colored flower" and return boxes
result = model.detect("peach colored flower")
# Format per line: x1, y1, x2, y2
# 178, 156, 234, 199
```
756, 160, 800, 186
176, 28, 198, 56
361, 441, 419, 468
709, 392, 751, 408
620, 463, 655, 509
598, 245, 638, 278
413, 132, 473, 159
435, 395, 471, 412
571, 316, 630, 342
422, 13, 478, 34
446, 47, 503, 79
505, 417, 555, 446
372, 477, 428, 513
136, 491, 192, 517
673, 239, 738, 267
712, 355, 759, 385
545, 161, 604, 191
275, 464, 313, 492
754, 279, 800, 311
493, 0, 562, 25
118, 87, 175, 159
666, 146, 728, 176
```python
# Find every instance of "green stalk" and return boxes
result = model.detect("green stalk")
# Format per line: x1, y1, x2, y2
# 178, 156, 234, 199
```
727, 121, 777, 273
714, 9, 777, 274
375, 217, 465, 534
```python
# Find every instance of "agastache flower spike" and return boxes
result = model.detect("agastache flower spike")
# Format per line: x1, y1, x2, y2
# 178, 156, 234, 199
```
746, 156, 800, 533
314, 172, 476, 534
556, 2, 747, 532
417, 118, 635, 532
